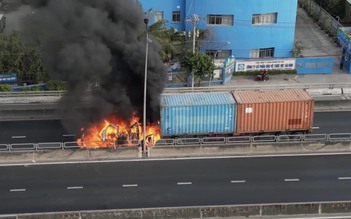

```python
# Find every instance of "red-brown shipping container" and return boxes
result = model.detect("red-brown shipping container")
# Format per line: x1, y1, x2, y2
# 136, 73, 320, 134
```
232, 89, 314, 135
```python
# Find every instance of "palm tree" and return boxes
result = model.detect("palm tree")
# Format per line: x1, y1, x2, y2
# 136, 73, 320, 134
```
147, 20, 185, 62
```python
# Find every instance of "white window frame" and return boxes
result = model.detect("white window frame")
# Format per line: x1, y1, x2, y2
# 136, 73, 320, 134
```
154, 11, 164, 22
252, 12, 277, 25
250, 48, 275, 58
207, 15, 233, 26
172, 11, 181, 23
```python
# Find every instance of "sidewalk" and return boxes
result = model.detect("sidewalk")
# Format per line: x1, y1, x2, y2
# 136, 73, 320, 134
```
225, 74, 351, 87
225, 5, 350, 87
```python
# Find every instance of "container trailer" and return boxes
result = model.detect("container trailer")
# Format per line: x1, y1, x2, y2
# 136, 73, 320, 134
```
160, 92, 236, 137
233, 89, 314, 135
159, 89, 314, 138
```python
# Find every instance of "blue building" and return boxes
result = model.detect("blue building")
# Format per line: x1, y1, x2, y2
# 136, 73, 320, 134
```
138, 0, 298, 59
338, 27, 351, 74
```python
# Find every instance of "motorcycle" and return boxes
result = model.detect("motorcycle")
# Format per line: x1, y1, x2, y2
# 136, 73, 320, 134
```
255, 70, 269, 81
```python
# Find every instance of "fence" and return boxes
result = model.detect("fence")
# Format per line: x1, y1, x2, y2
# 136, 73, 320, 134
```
1, 133, 350, 152
154, 133, 335, 146
1, 82, 351, 97
299, 0, 342, 40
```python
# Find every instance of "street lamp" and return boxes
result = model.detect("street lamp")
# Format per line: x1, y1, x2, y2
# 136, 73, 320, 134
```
191, 14, 199, 91
142, 17, 149, 157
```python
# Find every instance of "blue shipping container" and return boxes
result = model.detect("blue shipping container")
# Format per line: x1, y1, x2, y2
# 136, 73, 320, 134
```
160, 92, 236, 137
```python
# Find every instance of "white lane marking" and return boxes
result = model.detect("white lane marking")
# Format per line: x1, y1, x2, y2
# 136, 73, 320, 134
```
122, 184, 138, 188
67, 186, 83, 190
284, 178, 300, 182
63, 134, 76, 137
10, 189, 26, 192
11, 136, 26, 139
177, 182, 192, 185
230, 180, 246, 183
312, 126, 320, 130
338, 177, 351, 180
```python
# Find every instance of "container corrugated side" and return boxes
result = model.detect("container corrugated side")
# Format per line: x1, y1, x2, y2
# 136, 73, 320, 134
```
160, 92, 236, 136
233, 89, 314, 134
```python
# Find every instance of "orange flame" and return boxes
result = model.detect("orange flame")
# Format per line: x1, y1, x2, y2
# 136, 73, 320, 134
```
77, 114, 160, 149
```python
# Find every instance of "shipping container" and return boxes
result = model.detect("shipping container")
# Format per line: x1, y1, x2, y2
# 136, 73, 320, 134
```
233, 89, 314, 135
160, 92, 236, 137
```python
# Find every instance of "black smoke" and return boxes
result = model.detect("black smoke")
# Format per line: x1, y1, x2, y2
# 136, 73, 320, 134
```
20, 0, 167, 132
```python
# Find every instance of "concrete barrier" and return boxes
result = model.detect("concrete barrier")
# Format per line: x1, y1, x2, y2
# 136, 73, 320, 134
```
261, 203, 319, 215
1, 98, 351, 121
0, 147, 139, 164
150, 144, 252, 158
1, 141, 350, 163
6, 201, 351, 219
342, 88, 351, 94
149, 141, 351, 158
306, 88, 343, 95
321, 202, 351, 213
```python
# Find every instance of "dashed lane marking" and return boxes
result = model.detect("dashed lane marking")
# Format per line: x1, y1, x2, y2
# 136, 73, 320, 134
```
10, 189, 26, 192
122, 184, 138, 187
230, 180, 246, 183
11, 136, 26, 139
67, 186, 83, 190
338, 177, 351, 180
284, 178, 300, 182
177, 182, 192, 185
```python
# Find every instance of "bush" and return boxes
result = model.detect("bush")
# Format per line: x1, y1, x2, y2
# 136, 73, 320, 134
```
0, 84, 11, 92
31, 86, 41, 91
46, 80, 65, 91
20, 87, 31, 92
234, 69, 297, 76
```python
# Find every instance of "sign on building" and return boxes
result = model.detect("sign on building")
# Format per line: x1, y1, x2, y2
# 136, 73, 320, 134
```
0, 73, 17, 84
235, 59, 296, 72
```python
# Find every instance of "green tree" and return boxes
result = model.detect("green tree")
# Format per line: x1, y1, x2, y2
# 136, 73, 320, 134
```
0, 84, 11, 92
182, 52, 215, 86
316, 0, 345, 19
147, 20, 185, 62
0, 32, 47, 85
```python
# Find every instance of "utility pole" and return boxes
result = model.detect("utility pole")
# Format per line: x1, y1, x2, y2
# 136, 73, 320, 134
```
191, 14, 199, 91
142, 16, 149, 158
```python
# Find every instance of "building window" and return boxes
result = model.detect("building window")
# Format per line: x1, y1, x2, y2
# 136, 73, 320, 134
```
250, 48, 275, 58
207, 15, 233, 26
206, 50, 231, 59
172, 11, 181, 22
154, 11, 164, 22
252, 12, 277, 25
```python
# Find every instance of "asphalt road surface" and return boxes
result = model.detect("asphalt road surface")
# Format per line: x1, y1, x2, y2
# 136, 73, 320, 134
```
0, 111, 350, 144
1, 155, 351, 214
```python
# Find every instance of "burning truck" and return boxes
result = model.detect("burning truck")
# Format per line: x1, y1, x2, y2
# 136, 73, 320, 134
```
76, 115, 161, 149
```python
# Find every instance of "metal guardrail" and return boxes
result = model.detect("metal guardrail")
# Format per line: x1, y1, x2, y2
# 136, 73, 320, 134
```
0, 91, 67, 97
0, 133, 350, 152
37, 142, 62, 150
0, 83, 349, 98
163, 83, 351, 93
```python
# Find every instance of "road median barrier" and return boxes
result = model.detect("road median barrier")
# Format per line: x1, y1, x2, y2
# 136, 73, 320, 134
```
149, 140, 351, 158
0, 147, 139, 164
306, 88, 343, 96
6, 201, 351, 219
1, 97, 351, 121
321, 202, 351, 213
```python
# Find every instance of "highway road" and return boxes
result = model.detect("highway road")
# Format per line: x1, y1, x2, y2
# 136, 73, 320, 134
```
0, 111, 350, 144
1, 155, 351, 214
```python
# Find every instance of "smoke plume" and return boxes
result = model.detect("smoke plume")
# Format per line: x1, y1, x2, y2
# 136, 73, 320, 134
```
20, 0, 167, 132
